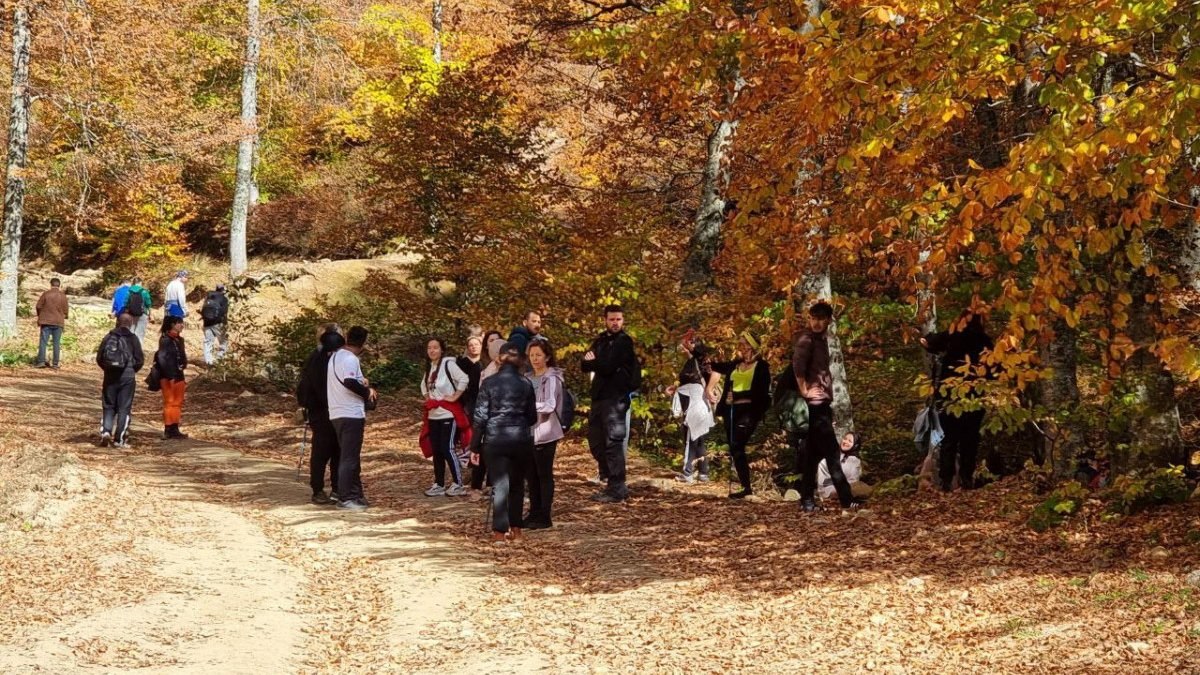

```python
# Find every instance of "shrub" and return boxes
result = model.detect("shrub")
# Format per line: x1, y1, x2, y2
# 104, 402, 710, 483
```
1028, 480, 1088, 532
873, 473, 919, 498
1104, 466, 1191, 516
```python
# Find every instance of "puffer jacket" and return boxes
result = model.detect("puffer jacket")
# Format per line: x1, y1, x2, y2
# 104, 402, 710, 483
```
471, 363, 536, 449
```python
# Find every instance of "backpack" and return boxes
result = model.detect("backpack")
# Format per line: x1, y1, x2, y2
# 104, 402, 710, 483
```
201, 293, 222, 322
125, 291, 145, 317
99, 332, 132, 370
556, 386, 577, 432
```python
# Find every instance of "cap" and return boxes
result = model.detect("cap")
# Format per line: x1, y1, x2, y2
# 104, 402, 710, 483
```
499, 341, 521, 358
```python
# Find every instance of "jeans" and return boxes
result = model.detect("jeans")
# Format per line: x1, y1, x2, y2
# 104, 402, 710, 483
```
203, 323, 227, 365
526, 441, 558, 524
429, 418, 463, 487
308, 415, 340, 496
332, 417, 366, 502
679, 393, 709, 478
723, 404, 759, 491
36, 325, 63, 366
938, 409, 984, 490
132, 315, 148, 342
587, 396, 631, 496
101, 374, 136, 444
800, 403, 853, 507
487, 441, 532, 533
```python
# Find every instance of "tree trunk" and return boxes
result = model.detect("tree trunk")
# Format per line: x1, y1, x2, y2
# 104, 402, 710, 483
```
229, 0, 260, 279
1120, 271, 1184, 470
0, 1, 32, 339
1184, 158, 1200, 291
432, 0, 444, 64
803, 267, 854, 436
1040, 319, 1083, 477
683, 108, 738, 287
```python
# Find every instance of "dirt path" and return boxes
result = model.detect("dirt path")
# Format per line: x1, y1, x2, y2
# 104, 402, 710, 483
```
0, 369, 547, 674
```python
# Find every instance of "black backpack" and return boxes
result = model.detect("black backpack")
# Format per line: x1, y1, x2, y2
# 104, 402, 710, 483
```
125, 291, 145, 317
556, 387, 577, 431
201, 293, 221, 322
99, 332, 132, 370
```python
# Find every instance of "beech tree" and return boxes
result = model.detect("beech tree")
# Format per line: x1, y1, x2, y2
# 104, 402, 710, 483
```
0, 0, 32, 338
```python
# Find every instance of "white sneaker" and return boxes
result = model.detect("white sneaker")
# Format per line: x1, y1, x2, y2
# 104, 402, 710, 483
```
587, 474, 604, 485
445, 483, 466, 497
698, 474, 710, 483
424, 484, 446, 497
675, 474, 695, 484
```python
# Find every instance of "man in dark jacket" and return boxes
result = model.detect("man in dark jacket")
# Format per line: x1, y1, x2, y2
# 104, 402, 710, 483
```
97, 313, 145, 448
201, 284, 230, 365
582, 304, 640, 503
506, 310, 543, 356
921, 310, 994, 491
792, 301, 854, 512
297, 324, 346, 504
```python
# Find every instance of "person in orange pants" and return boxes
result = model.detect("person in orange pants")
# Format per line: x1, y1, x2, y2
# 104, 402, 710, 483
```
156, 315, 189, 439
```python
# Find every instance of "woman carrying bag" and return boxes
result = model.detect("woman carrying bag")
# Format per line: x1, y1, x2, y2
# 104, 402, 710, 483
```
155, 316, 189, 439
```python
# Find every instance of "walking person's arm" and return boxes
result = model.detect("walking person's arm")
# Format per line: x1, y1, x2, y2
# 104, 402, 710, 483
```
132, 338, 145, 372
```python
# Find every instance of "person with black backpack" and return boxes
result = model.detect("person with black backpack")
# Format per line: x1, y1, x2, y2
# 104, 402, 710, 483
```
581, 304, 641, 503
126, 277, 152, 343
96, 313, 145, 448
200, 284, 230, 365
525, 338, 569, 529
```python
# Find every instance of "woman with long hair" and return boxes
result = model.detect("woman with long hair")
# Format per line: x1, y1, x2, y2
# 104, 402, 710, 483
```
667, 331, 721, 484
421, 337, 470, 496
469, 342, 536, 544
156, 315, 189, 439
713, 332, 771, 499
525, 339, 565, 529
468, 330, 506, 499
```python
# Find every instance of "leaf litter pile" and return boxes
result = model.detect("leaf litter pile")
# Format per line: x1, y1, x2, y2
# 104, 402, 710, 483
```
2, 368, 1198, 673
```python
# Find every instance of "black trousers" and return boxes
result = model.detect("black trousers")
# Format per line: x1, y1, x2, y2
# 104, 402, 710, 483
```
429, 418, 464, 487
679, 393, 708, 478
526, 441, 558, 524
723, 404, 759, 491
800, 403, 852, 507
308, 414, 340, 496
486, 441, 532, 533
587, 396, 630, 496
331, 417, 365, 502
939, 409, 984, 490
101, 375, 136, 444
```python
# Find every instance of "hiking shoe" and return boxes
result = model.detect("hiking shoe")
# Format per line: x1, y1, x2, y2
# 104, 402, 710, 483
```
329, 492, 340, 503
728, 489, 752, 500
336, 499, 368, 511
113, 441, 131, 450
675, 474, 695, 484
590, 491, 626, 504
99, 432, 112, 448
311, 492, 332, 505
698, 474, 710, 483
424, 484, 446, 497
524, 520, 551, 530
445, 483, 467, 497
801, 500, 818, 513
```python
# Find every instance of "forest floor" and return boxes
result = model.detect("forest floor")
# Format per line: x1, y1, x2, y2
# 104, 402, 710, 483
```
1, 364, 1198, 674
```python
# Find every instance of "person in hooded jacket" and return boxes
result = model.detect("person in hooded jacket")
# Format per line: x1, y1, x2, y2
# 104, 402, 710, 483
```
297, 324, 346, 504
525, 338, 565, 529
156, 316, 189, 439
712, 332, 772, 499
97, 312, 145, 448
468, 330, 506, 499
506, 310, 543, 356
469, 342, 536, 544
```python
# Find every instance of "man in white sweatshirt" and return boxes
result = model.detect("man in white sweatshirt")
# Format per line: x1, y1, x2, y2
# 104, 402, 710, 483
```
164, 270, 189, 320
326, 326, 377, 510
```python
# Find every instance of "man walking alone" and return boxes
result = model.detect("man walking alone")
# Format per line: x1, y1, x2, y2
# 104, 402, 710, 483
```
126, 277, 152, 342
164, 270, 188, 320
96, 313, 144, 448
582, 304, 641, 503
34, 278, 69, 369
200, 284, 230, 365
326, 326, 377, 510
792, 301, 855, 512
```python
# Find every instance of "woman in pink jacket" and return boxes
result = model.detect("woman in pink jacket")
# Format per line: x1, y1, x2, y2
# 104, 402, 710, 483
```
525, 339, 565, 529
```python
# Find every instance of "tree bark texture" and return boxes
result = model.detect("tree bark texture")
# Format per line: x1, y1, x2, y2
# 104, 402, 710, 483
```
432, 0, 444, 64
0, 1, 32, 339
229, 0, 260, 279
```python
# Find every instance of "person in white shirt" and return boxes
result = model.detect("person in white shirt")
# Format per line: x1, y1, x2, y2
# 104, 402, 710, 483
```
326, 326, 377, 510
817, 432, 873, 501
421, 337, 470, 497
163, 270, 189, 320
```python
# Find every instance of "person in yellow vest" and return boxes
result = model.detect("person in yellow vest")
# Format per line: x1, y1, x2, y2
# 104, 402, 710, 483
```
712, 332, 771, 499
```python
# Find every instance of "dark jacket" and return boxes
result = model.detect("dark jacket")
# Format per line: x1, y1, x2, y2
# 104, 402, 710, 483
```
922, 327, 994, 401
96, 327, 145, 381
156, 333, 188, 381
581, 329, 639, 401
35, 288, 69, 327
471, 363, 536, 450
792, 329, 833, 405
713, 358, 772, 421
296, 331, 347, 418
456, 356, 482, 416
506, 326, 538, 355
201, 291, 229, 327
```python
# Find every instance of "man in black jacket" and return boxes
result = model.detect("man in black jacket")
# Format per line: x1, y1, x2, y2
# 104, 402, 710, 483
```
201, 284, 230, 366
582, 304, 640, 503
97, 313, 145, 449
297, 323, 345, 504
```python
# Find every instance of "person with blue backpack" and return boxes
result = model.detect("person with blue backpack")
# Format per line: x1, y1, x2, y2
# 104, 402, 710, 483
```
525, 338, 572, 529
96, 313, 144, 448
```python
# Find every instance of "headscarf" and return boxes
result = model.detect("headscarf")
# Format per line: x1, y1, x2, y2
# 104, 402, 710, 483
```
740, 331, 760, 352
